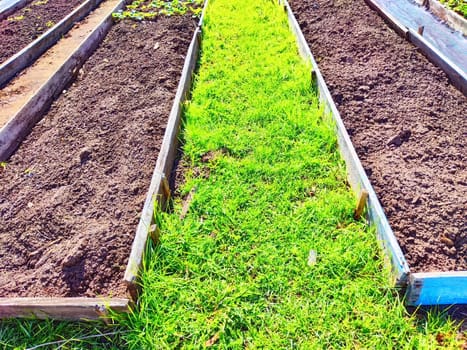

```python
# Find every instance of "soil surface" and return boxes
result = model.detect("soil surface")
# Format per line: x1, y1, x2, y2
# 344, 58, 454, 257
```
289, 0, 466, 273
0, 15, 196, 297
0, 0, 85, 64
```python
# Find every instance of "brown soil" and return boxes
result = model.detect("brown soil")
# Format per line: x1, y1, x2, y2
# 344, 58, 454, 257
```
289, 0, 466, 273
0, 0, 85, 64
0, 15, 196, 297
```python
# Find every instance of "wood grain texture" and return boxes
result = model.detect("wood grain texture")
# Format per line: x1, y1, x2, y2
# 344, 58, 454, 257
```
0, 297, 130, 320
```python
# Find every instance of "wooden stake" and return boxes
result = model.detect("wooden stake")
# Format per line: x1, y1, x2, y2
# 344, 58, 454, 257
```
417, 26, 424, 36
126, 281, 140, 303
311, 69, 317, 84
180, 187, 197, 220
161, 174, 171, 200
148, 224, 160, 244
354, 189, 369, 220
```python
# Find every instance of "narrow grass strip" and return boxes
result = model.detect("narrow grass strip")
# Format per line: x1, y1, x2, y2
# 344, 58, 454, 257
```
120, 0, 461, 348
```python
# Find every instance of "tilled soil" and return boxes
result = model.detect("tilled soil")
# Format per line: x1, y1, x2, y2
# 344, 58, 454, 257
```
0, 15, 196, 297
0, 0, 85, 64
289, 0, 466, 273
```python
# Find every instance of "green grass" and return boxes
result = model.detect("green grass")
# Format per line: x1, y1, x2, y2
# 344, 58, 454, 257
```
0, 0, 463, 348
0, 320, 125, 349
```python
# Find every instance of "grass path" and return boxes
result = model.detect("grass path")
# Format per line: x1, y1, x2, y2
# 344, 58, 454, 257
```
119, 0, 461, 348
0, 0, 463, 348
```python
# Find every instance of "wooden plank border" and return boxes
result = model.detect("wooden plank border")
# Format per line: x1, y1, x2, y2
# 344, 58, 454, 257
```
0, 0, 30, 21
0, 298, 130, 320
407, 272, 467, 306
281, 0, 410, 285
407, 28, 466, 95
0, 0, 133, 320
283, 0, 467, 306
413, 0, 467, 36
124, 0, 209, 298
0, 0, 106, 88
364, 0, 467, 96
0, 0, 208, 321
0, 0, 127, 162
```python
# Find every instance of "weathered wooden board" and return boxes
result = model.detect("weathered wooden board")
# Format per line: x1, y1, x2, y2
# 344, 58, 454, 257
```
0, 0, 105, 88
0, 0, 126, 161
124, 18, 205, 297
0, 297, 130, 320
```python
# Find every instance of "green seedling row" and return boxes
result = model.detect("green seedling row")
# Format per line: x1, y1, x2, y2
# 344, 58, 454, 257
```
112, 0, 203, 21
0, 0, 463, 348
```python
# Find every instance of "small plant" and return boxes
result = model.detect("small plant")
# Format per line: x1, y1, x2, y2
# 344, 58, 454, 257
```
45, 20, 55, 28
0, 162, 6, 171
23, 167, 36, 177
8, 15, 25, 21
33, 0, 49, 5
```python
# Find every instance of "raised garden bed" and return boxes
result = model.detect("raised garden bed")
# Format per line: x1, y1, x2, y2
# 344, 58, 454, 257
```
363, 0, 467, 95
0, 0, 110, 88
0, 0, 87, 64
288, 0, 466, 304
0, 6, 200, 317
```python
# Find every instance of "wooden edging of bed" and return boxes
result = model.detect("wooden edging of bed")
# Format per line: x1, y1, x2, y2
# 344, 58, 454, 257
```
0, 298, 130, 320
281, 0, 467, 306
123, 0, 208, 300
0, 0, 107, 88
364, 0, 467, 96
0, 1, 207, 320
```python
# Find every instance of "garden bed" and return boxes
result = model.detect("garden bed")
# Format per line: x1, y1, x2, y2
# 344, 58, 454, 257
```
289, 0, 466, 274
0, 0, 86, 64
0, 14, 197, 298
